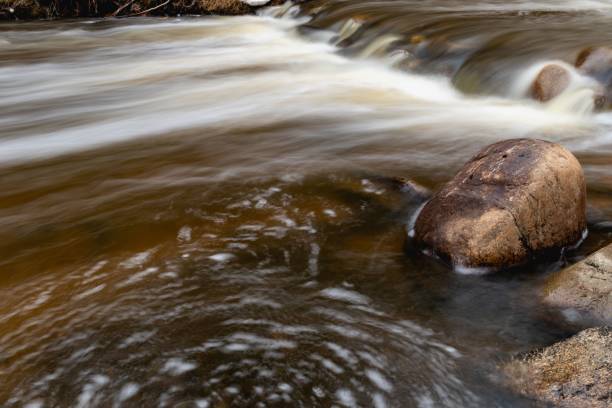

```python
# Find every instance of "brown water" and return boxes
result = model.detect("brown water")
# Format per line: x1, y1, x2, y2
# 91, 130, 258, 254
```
1, 1, 612, 407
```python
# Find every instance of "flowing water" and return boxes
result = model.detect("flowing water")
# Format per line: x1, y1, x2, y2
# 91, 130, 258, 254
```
1, 1, 612, 407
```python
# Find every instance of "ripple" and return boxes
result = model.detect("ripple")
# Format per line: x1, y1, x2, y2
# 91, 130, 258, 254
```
319, 287, 371, 305
161, 358, 198, 376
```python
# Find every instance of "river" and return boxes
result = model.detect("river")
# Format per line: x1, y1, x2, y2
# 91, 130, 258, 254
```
1, 1, 611, 406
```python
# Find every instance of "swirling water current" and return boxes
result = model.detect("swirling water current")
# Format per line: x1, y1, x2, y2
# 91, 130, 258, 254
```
1, 1, 612, 407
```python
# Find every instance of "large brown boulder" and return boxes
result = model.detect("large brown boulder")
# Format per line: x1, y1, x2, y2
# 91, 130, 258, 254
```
543, 243, 612, 325
502, 327, 611, 408
531, 63, 571, 102
413, 139, 587, 270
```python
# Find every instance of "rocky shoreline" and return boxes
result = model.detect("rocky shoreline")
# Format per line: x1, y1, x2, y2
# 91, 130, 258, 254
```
503, 326, 611, 407
0, 0, 294, 19
500, 244, 611, 407
544, 244, 612, 326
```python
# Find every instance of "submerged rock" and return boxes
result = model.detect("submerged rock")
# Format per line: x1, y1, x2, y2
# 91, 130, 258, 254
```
576, 46, 612, 82
389, 176, 430, 200
544, 243, 612, 325
575, 46, 612, 109
530, 63, 571, 102
413, 139, 586, 270
503, 327, 611, 408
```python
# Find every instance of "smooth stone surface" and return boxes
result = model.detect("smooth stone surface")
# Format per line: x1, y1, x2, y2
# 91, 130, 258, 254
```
413, 139, 587, 270
544, 243, 612, 325
530, 63, 571, 102
503, 327, 611, 408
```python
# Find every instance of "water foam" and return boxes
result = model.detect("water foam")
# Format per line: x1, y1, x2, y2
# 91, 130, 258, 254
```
510, 60, 602, 115
0, 16, 598, 168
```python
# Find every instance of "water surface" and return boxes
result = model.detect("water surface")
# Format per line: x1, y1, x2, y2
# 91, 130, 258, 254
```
1, 1, 611, 407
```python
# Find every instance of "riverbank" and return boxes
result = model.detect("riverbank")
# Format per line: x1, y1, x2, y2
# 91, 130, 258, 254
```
0, 0, 293, 19
504, 327, 611, 407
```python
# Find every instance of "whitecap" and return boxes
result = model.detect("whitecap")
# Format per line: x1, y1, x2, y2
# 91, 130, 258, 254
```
160, 358, 197, 376
74, 284, 106, 300
323, 209, 337, 217
319, 287, 370, 305
365, 369, 393, 392
453, 264, 493, 275
177, 226, 192, 242
116, 267, 159, 288
117, 383, 140, 402
336, 388, 357, 407
209, 253, 235, 262
120, 250, 155, 269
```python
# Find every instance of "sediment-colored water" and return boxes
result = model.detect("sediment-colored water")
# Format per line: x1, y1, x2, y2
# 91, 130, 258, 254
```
1, 1, 611, 406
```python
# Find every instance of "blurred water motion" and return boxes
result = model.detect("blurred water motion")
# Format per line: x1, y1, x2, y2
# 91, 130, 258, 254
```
1, 1, 611, 406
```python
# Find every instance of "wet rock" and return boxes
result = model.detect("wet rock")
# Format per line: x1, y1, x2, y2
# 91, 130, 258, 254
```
526, 62, 606, 110
543, 243, 612, 325
575, 46, 612, 108
503, 327, 612, 408
576, 46, 612, 82
388, 176, 430, 200
413, 139, 586, 270
530, 63, 571, 102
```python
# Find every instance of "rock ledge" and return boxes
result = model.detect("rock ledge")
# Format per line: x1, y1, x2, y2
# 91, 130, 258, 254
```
503, 327, 611, 408
544, 243, 612, 325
